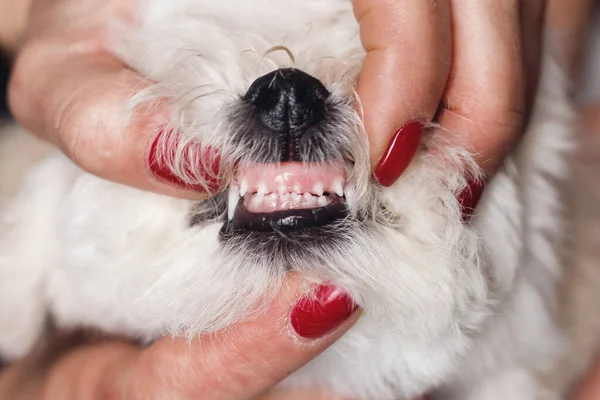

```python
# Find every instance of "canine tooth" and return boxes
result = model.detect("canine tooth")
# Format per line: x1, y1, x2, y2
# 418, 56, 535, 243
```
333, 178, 344, 197
228, 186, 239, 220
317, 196, 328, 207
240, 180, 248, 196
313, 182, 324, 196
257, 182, 267, 196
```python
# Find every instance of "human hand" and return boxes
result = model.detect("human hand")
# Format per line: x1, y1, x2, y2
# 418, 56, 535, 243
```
571, 358, 600, 400
0, 277, 360, 400
5, 0, 546, 205
6, 0, 213, 199
354, 0, 546, 207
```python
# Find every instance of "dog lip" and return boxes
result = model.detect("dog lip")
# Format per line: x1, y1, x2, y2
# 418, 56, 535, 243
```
227, 194, 347, 233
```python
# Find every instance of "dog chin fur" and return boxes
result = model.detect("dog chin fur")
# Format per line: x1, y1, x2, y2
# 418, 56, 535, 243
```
0, 1, 598, 399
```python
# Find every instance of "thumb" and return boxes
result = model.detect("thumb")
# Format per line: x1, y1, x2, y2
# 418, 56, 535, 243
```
39, 276, 360, 400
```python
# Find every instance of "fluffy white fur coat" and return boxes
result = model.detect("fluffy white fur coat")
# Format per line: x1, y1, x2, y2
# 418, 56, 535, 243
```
1, 1, 600, 399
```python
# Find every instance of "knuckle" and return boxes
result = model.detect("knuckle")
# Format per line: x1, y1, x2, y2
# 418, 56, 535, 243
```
445, 85, 526, 139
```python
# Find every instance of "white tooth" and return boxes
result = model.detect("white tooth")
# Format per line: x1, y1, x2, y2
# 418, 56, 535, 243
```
302, 193, 313, 203
293, 184, 302, 193
317, 196, 328, 207
240, 180, 248, 196
343, 187, 354, 208
228, 186, 239, 220
333, 178, 344, 197
251, 193, 263, 207
281, 193, 290, 202
278, 185, 286, 194
268, 193, 278, 208
313, 182, 324, 196
257, 182, 267, 196
292, 193, 301, 203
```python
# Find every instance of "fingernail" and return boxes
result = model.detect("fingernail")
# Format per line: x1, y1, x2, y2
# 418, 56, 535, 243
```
374, 120, 424, 187
458, 179, 485, 222
290, 284, 358, 339
148, 129, 220, 193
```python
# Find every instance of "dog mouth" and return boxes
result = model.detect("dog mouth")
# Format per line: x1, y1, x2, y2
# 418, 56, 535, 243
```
226, 162, 348, 232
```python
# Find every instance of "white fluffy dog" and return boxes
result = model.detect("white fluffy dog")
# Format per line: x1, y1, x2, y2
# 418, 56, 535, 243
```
1, 1, 600, 399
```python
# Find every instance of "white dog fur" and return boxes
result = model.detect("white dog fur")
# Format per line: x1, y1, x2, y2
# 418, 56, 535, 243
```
1, 1, 600, 399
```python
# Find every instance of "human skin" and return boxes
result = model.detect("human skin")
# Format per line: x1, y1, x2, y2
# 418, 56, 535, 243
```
0, 277, 361, 400
0, 0, 595, 399
3, 0, 544, 198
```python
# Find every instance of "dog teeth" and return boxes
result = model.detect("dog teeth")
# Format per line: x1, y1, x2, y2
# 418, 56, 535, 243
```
251, 193, 263, 207
244, 190, 338, 213
228, 186, 240, 220
240, 180, 248, 196
313, 183, 324, 196
333, 178, 344, 197
257, 182, 267, 196
236, 162, 347, 214
268, 193, 278, 208
317, 196, 328, 207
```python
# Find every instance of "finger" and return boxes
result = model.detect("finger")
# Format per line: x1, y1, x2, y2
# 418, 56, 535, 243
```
570, 358, 600, 400
261, 391, 424, 400
437, 0, 531, 176
39, 277, 359, 400
122, 279, 359, 400
583, 104, 600, 134
260, 388, 357, 399
8, 43, 219, 200
353, 0, 452, 178
546, 0, 594, 76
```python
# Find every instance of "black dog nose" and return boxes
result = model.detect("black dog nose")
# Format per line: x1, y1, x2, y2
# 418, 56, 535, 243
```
243, 68, 330, 133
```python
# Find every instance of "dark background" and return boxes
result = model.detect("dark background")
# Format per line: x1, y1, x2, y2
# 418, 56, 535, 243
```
0, 57, 8, 115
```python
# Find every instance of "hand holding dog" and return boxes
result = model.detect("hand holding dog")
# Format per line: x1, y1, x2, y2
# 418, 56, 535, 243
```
355, 0, 545, 185
6, 0, 543, 200
0, 0, 596, 399
0, 277, 361, 400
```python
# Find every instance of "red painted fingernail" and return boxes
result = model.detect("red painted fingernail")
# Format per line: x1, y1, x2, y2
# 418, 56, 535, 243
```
374, 120, 424, 187
290, 284, 358, 339
148, 129, 221, 193
458, 179, 485, 222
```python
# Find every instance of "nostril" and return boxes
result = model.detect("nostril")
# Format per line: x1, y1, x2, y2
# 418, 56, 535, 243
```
244, 68, 330, 133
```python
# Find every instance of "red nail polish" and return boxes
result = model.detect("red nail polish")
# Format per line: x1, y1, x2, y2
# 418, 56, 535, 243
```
290, 284, 358, 339
458, 179, 485, 222
374, 120, 424, 187
148, 129, 220, 193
